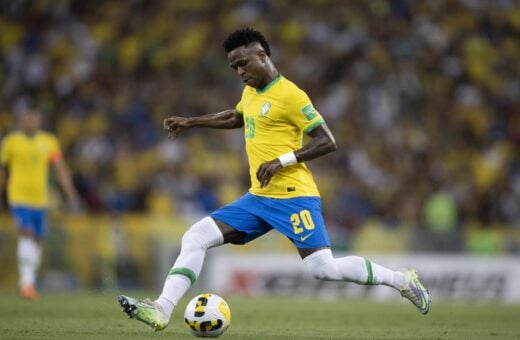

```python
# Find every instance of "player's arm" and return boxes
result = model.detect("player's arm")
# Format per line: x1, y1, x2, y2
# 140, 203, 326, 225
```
256, 123, 337, 188
294, 123, 337, 162
0, 165, 6, 211
52, 157, 80, 211
163, 109, 244, 140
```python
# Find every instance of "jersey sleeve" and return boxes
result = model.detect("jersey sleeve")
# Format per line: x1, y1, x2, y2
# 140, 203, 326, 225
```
286, 87, 325, 135
48, 135, 63, 163
235, 87, 247, 115
235, 100, 243, 115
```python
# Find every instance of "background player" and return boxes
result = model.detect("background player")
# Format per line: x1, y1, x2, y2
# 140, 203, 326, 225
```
0, 108, 80, 300
118, 28, 430, 331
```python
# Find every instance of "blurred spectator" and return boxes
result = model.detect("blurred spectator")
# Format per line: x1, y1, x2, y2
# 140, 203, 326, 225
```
0, 0, 519, 252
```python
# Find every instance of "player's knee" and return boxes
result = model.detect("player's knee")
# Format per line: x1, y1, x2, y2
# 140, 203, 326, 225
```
181, 217, 223, 250
20, 228, 35, 238
182, 224, 206, 251
308, 262, 338, 280
307, 266, 328, 280
303, 249, 339, 281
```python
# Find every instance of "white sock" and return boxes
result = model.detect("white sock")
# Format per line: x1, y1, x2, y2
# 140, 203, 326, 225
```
17, 236, 41, 288
156, 217, 224, 318
156, 275, 190, 317
303, 249, 406, 290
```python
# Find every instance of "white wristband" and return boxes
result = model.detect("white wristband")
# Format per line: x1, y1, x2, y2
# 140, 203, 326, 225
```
278, 152, 297, 167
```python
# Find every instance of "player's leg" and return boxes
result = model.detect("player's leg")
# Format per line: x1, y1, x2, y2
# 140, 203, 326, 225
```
262, 196, 430, 314
300, 247, 430, 314
261, 197, 402, 287
17, 230, 41, 300
153, 217, 236, 317
153, 193, 269, 318
299, 247, 406, 288
13, 206, 45, 300
119, 193, 271, 331
119, 216, 235, 331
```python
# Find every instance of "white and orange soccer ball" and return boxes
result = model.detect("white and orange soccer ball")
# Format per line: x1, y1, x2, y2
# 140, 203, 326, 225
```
184, 293, 231, 338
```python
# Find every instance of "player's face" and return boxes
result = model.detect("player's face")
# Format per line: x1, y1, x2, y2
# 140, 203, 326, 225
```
228, 43, 269, 89
20, 110, 42, 135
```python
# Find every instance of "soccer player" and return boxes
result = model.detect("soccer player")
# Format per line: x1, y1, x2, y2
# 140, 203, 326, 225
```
0, 108, 79, 300
119, 28, 430, 331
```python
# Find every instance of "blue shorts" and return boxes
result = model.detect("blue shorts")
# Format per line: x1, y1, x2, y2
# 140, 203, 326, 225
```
11, 206, 48, 238
210, 193, 330, 249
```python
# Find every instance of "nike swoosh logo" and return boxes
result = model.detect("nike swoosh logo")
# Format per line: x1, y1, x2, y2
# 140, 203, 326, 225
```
413, 276, 430, 312
300, 233, 314, 242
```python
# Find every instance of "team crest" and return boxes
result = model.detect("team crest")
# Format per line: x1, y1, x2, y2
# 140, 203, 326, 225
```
260, 102, 271, 116
38, 142, 47, 153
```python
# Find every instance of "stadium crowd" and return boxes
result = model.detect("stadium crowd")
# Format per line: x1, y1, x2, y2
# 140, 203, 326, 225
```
0, 0, 519, 252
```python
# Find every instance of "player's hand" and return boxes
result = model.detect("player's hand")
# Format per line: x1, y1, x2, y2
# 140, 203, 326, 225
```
163, 116, 190, 140
256, 159, 283, 188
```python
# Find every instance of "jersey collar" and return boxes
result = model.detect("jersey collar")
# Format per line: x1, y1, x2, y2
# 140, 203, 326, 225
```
256, 74, 282, 94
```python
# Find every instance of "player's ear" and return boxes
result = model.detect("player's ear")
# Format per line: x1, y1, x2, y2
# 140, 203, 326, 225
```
258, 51, 267, 64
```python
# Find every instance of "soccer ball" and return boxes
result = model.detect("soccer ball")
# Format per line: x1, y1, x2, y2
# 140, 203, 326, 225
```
184, 293, 231, 337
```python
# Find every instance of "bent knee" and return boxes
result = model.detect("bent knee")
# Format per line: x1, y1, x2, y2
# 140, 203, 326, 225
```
309, 269, 328, 280
307, 263, 337, 280
181, 228, 204, 249
181, 217, 223, 250
303, 249, 339, 281
19, 228, 35, 238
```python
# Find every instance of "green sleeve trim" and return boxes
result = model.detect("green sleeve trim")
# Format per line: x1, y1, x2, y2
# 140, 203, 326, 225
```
365, 259, 374, 285
168, 267, 196, 285
303, 119, 324, 135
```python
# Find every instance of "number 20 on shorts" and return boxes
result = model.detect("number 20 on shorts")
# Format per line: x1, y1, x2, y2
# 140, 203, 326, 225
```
290, 209, 315, 235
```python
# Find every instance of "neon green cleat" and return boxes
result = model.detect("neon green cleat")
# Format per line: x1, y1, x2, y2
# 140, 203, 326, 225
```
118, 295, 169, 331
399, 269, 431, 315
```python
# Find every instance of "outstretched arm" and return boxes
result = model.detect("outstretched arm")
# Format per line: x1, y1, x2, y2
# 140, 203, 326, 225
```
256, 123, 337, 188
163, 109, 244, 140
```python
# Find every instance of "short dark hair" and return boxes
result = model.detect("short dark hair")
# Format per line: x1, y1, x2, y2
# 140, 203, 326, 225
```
223, 28, 271, 56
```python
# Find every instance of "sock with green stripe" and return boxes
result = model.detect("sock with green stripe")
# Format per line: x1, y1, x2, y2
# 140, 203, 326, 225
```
303, 249, 405, 290
155, 217, 224, 318
367, 260, 406, 289
156, 273, 191, 317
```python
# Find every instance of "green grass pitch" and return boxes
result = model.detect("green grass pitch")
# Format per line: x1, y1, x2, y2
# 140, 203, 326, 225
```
0, 291, 519, 339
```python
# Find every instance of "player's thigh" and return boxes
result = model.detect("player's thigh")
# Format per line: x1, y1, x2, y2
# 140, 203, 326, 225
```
11, 206, 36, 237
210, 193, 272, 245
213, 219, 248, 244
12, 206, 48, 239
261, 196, 331, 249
31, 208, 48, 240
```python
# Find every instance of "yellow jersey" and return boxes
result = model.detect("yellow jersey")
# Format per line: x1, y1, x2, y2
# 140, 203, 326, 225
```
0, 131, 62, 207
236, 75, 325, 198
